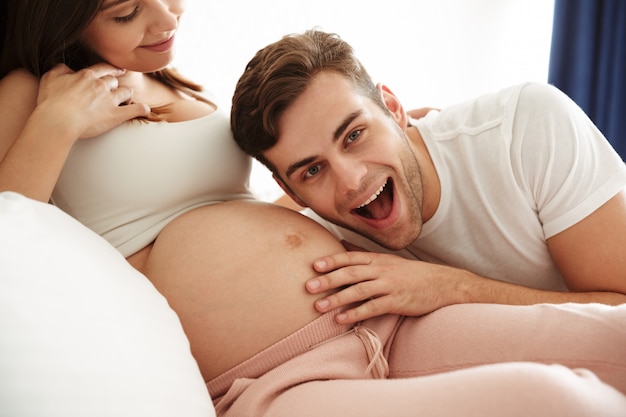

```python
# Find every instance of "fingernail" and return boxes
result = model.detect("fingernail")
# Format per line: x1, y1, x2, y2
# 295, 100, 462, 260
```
306, 279, 320, 291
335, 313, 347, 323
314, 259, 327, 269
316, 299, 330, 310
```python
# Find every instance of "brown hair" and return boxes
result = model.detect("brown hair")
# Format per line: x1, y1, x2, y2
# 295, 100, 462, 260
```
231, 29, 385, 171
0, 0, 207, 121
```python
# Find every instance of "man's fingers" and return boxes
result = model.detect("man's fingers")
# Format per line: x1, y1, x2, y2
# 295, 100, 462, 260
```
334, 297, 387, 324
313, 279, 381, 312
314, 250, 375, 272
307, 261, 375, 294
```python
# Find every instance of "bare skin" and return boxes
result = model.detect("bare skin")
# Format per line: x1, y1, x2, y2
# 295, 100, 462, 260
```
129, 200, 343, 380
0, 1, 355, 383
265, 71, 626, 324
1, 67, 346, 382
0, 56, 346, 387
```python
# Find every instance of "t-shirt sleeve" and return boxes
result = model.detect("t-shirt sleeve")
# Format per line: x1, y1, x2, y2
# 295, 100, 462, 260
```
510, 82, 626, 239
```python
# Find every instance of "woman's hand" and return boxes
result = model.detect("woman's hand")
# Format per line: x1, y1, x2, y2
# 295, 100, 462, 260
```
407, 107, 439, 120
0, 64, 150, 201
36, 63, 150, 140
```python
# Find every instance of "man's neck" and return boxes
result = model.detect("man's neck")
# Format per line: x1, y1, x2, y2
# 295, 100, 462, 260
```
406, 125, 440, 223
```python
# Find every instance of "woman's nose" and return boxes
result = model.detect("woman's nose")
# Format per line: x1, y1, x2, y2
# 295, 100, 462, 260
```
149, 0, 183, 33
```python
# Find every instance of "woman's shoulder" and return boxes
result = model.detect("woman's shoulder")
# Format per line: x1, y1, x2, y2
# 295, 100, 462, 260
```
1, 68, 38, 86
0, 68, 39, 102
0, 69, 39, 153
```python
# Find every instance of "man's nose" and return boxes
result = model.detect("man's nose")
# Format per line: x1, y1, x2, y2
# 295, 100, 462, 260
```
333, 157, 367, 194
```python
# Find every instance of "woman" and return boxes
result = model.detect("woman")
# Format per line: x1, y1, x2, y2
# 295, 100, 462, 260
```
1, 1, 625, 416
0, 0, 340, 382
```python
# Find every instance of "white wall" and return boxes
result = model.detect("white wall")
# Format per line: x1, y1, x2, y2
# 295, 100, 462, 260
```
173, 0, 555, 201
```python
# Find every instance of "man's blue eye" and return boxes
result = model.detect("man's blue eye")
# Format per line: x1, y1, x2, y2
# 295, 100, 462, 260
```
306, 166, 320, 177
348, 130, 361, 142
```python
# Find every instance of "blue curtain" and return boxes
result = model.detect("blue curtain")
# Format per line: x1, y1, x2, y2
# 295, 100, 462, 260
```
548, 0, 626, 159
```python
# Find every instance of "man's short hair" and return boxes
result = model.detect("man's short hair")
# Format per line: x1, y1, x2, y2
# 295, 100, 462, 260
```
231, 29, 384, 172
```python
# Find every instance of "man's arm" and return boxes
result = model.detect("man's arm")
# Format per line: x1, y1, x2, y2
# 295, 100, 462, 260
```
305, 189, 626, 324
547, 188, 626, 296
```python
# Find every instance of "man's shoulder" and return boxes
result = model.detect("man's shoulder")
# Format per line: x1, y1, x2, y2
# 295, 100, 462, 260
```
516, 82, 570, 106
436, 82, 566, 131
419, 83, 528, 136
455, 82, 559, 113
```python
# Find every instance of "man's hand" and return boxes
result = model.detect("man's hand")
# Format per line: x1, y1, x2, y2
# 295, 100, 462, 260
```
306, 239, 626, 325
306, 250, 470, 324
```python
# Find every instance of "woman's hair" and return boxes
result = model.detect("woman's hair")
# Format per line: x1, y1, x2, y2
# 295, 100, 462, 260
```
0, 0, 207, 120
230, 30, 385, 171
1, 0, 102, 78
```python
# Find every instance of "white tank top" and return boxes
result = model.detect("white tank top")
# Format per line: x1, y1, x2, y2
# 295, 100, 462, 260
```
52, 108, 253, 257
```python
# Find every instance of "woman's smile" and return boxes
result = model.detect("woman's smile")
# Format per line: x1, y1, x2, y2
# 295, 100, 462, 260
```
141, 34, 175, 53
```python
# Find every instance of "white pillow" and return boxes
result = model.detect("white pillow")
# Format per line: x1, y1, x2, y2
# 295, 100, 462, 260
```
0, 192, 215, 417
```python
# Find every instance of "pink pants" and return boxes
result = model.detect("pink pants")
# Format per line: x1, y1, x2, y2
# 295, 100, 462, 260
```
207, 303, 626, 417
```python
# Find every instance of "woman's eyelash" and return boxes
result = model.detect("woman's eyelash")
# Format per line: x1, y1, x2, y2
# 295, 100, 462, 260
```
114, 6, 139, 23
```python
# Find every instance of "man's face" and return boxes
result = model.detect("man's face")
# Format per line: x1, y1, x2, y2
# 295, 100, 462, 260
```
264, 71, 425, 250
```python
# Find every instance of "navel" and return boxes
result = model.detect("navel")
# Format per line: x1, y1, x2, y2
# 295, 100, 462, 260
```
285, 232, 304, 249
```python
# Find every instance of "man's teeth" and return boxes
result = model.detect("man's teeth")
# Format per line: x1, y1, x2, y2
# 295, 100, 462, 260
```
358, 182, 386, 209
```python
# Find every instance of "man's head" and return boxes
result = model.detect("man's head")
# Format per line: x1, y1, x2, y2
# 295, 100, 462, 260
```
231, 30, 426, 249
231, 30, 384, 165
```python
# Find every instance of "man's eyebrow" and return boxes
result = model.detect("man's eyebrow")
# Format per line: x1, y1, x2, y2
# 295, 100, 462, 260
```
100, 0, 128, 11
284, 110, 362, 179
285, 156, 317, 179
333, 110, 362, 141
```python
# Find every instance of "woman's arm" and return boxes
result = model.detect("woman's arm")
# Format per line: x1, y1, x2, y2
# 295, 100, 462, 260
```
0, 64, 149, 202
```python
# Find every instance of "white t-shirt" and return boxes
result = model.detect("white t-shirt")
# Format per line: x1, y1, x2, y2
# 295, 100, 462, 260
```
306, 83, 626, 291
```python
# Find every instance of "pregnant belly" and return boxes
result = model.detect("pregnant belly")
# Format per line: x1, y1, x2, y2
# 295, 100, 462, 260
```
137, 200, 344, 380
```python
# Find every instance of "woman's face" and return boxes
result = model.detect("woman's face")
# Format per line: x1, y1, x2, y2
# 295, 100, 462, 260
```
81, 0, 185, 72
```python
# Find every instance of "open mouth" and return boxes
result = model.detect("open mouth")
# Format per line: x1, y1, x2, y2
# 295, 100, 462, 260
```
352, 179, 394, 220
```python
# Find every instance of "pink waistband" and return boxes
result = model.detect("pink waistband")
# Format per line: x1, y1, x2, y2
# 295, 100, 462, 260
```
206, 308, 352, 399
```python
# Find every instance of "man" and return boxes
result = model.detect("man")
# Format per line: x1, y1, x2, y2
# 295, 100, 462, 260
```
231, 30, 626, 325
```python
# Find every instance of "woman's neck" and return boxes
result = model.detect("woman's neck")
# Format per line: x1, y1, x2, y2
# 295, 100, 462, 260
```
117, 70, 150, 96
117, 70, 215, 122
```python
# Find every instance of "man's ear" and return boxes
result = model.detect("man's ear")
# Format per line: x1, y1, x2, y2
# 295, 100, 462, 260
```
272, 173, 307, 207
377, 83, 408, 129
